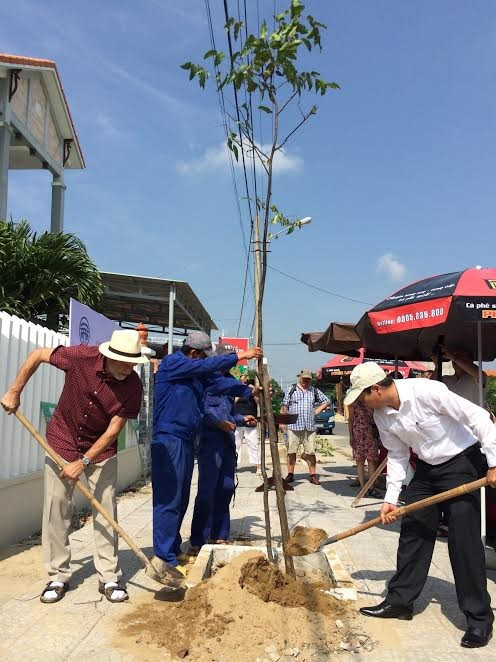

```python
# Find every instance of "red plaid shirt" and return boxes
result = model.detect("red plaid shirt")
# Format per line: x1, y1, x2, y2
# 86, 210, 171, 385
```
46, 345, 142, 463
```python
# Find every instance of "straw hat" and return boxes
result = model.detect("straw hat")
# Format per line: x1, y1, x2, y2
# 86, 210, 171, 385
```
99, 330, 149, 364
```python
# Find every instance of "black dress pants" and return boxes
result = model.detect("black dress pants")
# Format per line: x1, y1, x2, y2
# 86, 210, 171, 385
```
386, 446, 493, 629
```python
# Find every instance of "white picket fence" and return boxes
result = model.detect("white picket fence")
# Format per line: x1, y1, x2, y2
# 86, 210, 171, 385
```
0, 313, 69, 480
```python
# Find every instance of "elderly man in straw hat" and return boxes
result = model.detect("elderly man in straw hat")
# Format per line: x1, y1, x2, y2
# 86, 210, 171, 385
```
1, 329, 146, 604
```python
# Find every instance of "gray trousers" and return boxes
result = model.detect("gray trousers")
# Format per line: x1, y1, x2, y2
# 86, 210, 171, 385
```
42, 454, 121, 584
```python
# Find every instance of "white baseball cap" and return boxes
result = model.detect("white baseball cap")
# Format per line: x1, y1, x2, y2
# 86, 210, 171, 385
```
343, 363, 387, 406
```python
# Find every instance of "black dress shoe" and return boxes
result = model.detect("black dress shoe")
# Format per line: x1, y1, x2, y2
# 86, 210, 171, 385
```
461, 626, 493, 648
359, 600, 413, 620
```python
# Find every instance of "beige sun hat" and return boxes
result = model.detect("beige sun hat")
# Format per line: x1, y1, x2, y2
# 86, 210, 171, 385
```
343, 363, 387, 406
99, 330, 149, 364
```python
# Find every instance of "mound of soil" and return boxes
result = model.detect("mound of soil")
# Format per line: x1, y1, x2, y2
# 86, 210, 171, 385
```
285, 526, 328, 556
119, 551, 363, 661
239, 555, 333, 611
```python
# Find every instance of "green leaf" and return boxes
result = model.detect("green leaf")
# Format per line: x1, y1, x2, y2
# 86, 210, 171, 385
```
204, 50, 216, 59
258, 105, 272, 114
180, 62, 192, 70
214, 52, 225, 66
260, 21, 267, 39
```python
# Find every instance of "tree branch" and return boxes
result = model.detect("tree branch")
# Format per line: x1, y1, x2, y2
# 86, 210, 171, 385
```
277, 108, 315, 151
277, 90, 299, 115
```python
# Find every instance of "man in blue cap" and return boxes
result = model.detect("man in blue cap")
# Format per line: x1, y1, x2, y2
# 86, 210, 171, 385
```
151, 331, 262, 572
190, 344, 258, 552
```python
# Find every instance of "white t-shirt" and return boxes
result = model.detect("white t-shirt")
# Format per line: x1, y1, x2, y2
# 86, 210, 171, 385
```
443, 373, 486, 406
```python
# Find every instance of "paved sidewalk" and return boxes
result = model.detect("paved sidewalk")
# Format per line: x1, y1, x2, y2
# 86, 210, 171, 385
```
1, 423, 496, 660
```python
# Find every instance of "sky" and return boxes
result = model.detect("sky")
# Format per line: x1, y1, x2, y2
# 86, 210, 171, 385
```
3, 0, 496, 387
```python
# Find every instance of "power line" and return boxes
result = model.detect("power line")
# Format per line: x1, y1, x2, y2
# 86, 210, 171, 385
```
220, 0, 257, 337
204, 0, 250, 259
268, 265, 374, 306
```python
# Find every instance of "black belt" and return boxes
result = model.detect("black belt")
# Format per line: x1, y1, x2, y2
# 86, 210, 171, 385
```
417, 442, 480, 469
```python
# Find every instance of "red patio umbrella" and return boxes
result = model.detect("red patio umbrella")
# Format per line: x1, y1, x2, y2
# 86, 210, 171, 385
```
320, 349, 426, 380
355, 267, 496, 363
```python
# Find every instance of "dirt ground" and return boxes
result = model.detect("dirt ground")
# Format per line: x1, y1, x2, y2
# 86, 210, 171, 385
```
116, 551, 373, 661
0, 481, 151, 607
0, 536, 45, 606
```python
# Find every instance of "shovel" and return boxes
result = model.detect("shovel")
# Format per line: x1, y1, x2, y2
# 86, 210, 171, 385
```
350, 456, 388, 508
293, 476, 488, 554
15, 410, 184, 590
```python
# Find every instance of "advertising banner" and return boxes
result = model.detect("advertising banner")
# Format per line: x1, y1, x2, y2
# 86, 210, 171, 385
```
219, 336, 250, 365
69, 298, 117, 346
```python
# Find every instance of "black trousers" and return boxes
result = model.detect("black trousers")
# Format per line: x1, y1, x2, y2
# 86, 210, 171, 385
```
387, 446, 493, 629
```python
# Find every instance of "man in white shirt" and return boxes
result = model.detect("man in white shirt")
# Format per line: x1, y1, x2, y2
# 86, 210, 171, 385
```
344, 363, 496, 649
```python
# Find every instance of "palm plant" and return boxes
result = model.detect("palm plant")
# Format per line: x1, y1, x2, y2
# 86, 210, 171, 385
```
0, 220, 103, 329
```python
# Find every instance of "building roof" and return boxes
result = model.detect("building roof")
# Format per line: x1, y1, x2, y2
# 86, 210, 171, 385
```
0, 53, 84, 168
100, 272, 217, 334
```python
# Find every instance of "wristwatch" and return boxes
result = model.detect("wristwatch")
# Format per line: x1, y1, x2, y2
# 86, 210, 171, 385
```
81, 455, 91, 467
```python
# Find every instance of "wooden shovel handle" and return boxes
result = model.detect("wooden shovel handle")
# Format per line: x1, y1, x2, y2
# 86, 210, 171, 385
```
351, 456, 388, 508
15, 410, 152, 571
324, 475, 488, 545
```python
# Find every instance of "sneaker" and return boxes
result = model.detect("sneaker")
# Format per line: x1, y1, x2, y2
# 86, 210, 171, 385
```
285, 472, 294, 483
309, 474, 320, 485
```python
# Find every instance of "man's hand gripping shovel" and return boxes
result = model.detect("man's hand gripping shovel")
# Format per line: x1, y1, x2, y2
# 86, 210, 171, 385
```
287, 476, 488, 556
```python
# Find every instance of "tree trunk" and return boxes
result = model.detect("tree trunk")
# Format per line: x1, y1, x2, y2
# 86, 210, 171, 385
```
258, 392, 274, 562
259, 358, 295, 577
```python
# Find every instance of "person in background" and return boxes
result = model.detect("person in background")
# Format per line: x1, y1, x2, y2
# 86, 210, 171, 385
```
280, 370, 330, 485
432, 347, 487, 405
151, 332, 262, 573
0, 330, 145, 604
234, 378, 261, 475
431, 347, 488, 536
190, 345, 257, 552
347, 398, 381, 497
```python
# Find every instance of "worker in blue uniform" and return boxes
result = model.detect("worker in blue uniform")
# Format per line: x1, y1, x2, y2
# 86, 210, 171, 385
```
151, 331, 262, 573
190, 345, 258, 551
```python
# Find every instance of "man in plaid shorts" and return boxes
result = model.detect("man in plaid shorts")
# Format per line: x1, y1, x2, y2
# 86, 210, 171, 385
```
280, 369, 329, 485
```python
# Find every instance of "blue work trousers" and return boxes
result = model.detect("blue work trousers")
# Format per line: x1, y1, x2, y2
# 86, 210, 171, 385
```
190, 435, 236, 547
151, 435, 194, 566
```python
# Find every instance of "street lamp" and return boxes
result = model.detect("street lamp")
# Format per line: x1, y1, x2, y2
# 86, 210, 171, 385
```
269, 216, 312, 240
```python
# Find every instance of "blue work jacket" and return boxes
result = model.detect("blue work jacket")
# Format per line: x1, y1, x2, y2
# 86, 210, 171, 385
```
202, 374, 252, 443
153, 351, 241, 442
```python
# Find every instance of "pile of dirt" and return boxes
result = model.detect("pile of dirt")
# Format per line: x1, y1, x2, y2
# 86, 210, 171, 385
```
239, 555, 332, 610
118, 551, 368, 661
285, 526, 328, 556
